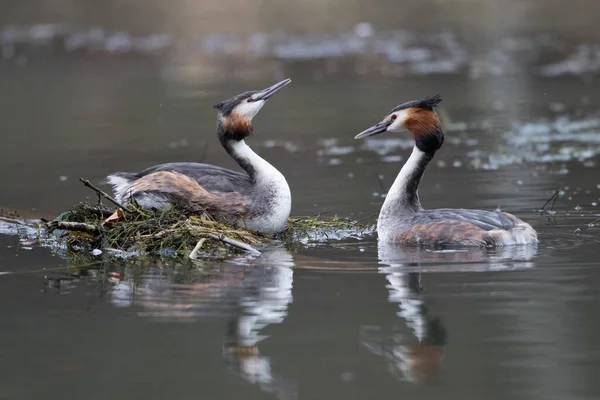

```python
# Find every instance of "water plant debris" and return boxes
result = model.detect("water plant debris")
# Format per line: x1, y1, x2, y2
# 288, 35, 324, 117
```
1, 177, 374, 260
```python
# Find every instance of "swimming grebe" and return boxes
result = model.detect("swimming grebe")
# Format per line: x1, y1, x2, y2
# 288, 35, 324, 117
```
354, 95, 538, 248
107, 78, 292, 234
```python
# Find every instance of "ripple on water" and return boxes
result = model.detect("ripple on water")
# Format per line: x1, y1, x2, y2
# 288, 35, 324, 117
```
535, 211, 600, 249
313, 111, 600, 174
461, 114, 600, 170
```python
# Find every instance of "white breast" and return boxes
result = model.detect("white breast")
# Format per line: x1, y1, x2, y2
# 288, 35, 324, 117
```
244, 173, 292, 234
230, 140, 292, 234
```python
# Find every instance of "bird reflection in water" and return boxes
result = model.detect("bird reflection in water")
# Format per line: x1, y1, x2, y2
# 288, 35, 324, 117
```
361, 243, 538, 383
108, 247, 297, 400
221, 248, 297, 400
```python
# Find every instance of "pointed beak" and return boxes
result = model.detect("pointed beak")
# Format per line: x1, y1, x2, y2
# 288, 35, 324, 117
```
354, 120, 391, 139
254, 78, 292, 101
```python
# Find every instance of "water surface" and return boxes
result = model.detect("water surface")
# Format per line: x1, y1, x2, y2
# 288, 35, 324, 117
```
1, 15, 600, 400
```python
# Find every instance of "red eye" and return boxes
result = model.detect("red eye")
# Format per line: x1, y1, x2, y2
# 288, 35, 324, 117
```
391, 114, 397, 120
247, 98, 252, 103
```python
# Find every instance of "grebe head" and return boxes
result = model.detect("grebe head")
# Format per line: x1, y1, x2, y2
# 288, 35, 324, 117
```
214, 78, 291, 141
354, 94, 444, 153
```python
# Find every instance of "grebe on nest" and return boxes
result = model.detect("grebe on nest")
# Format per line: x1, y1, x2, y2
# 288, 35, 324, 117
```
107, 78, 292, 234
354, 95, 538, 248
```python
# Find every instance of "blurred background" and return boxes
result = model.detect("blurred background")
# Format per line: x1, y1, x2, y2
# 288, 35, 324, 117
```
2, 2, 600, 400
1, 0, 600, 218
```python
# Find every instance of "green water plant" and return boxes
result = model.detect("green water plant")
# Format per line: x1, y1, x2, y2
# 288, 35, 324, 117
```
0, 177, 374, 260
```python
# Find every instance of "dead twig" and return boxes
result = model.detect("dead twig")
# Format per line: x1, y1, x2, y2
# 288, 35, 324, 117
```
189, 238, 207, 259
355, 212, 378, 224
137, 229, 173, 240
46, 221, 100, 236
540, 190, 559, 215
80, 203, 115, 219
206, 233, 261, 255
291, 210, 331, 223
0, 216, 27, 225
540, 190, 560, 225
79, 177, 132, 213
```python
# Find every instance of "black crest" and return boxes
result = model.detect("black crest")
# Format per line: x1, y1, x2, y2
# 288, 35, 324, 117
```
213, 91, 255, 116
392, 94, 442, 113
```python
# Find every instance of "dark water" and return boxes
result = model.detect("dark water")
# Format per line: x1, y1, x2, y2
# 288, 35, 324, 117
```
2, 14, 600, 400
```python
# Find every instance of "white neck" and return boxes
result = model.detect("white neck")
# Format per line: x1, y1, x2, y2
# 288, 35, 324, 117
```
379, 146, 431, 226
229, 140, 285, 184
228, 140, 292, 233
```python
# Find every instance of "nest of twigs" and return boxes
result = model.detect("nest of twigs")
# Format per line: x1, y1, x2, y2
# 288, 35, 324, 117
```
26, 177, 373, 260
44, 202, 258, 257
43, 203, 371, 259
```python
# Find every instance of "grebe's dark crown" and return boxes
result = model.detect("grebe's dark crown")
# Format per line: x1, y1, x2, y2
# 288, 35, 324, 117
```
213, 92, 255, 116
391, 94, 442, 113
215, 78, 292, 144
213, 78, 292, 117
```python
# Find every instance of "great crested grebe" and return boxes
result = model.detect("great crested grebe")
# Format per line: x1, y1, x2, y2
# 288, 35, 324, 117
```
107, 78, 292, 234
355, 95, 538, 248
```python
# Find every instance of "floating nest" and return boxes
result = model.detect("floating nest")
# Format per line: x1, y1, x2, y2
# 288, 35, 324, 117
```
1, 178, 374, 260
42, 203, 372, 259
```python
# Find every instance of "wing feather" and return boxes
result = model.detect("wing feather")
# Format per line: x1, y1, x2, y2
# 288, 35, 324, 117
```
124, 171, 250, 217
409, 209, 517, 231
135, 162, 253, 194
